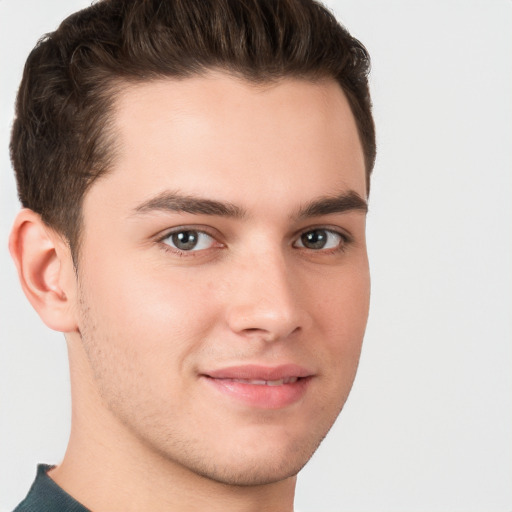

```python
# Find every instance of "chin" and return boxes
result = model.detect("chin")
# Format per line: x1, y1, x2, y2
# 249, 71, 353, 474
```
191, 451, 310, 487
168, 426, 331, 487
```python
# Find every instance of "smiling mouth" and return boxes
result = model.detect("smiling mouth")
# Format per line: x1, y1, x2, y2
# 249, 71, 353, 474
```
216, 376, 300, 386
201, 366, 312, 408
203, 363, 313, 381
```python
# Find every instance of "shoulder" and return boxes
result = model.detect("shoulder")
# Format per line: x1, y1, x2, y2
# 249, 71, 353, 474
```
12, 465, 90, 512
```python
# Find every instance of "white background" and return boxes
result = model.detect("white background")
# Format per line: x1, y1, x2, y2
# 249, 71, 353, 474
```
1, 1, 511, 511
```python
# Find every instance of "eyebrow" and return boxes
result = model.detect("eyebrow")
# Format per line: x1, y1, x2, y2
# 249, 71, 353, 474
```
132, 190, 246, 218
131, 189, 367, 219
296, 190, 368, 218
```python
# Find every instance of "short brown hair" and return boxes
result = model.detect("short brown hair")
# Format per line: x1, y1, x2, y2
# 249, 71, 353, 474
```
10, 0, 376, 257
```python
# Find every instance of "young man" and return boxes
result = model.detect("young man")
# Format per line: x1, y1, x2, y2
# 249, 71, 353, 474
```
8, 0, 375, 510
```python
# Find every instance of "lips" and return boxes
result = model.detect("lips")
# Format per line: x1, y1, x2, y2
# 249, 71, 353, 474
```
204, 364, 312, 380
223, 376, 299, 386
201, 364, 313, 409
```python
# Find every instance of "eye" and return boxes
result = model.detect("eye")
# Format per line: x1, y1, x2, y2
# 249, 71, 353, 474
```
161, 229, 216, 252
294, 228, 345, 251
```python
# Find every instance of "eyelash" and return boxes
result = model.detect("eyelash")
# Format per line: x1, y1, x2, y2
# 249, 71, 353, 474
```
157, 227, 221, 257
157, 226, 351, 257
293, 227, 351, 254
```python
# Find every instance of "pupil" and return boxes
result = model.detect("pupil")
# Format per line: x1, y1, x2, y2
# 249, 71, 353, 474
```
302, 230, 327, 249
172, 231, 198, 250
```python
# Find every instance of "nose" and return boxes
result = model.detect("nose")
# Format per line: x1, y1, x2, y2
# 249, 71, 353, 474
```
224, 249, 311, 342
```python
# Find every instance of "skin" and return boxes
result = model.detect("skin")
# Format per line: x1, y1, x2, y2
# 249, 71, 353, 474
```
10, 73, 370, 512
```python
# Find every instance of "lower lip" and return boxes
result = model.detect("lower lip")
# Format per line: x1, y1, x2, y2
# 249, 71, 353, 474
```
202, 376, 311, 409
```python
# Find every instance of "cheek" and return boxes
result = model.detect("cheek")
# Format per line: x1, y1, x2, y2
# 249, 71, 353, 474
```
313, 261, 370, 328
76, 265, 224, 426
78, 255, 221, 376
312, 264, 370, 370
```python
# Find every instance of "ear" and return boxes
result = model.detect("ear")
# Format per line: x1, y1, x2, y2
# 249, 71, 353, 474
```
9, 209, 78, 333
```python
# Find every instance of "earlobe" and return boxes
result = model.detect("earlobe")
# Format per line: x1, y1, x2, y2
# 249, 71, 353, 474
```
9, 209, 78, 333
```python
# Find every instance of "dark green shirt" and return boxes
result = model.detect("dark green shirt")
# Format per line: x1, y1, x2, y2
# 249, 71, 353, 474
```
13, 465, 89, 512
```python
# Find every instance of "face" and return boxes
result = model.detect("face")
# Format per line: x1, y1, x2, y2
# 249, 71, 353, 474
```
71, 73, 370, 486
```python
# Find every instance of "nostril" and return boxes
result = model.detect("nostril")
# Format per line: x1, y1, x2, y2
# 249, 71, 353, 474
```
239, 325, 301, 343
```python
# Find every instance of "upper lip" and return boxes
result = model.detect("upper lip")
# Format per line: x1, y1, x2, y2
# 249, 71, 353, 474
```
202, 364, 314, 381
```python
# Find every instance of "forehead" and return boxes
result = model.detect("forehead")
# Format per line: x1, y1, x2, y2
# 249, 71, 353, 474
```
87, 73, 366, 215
